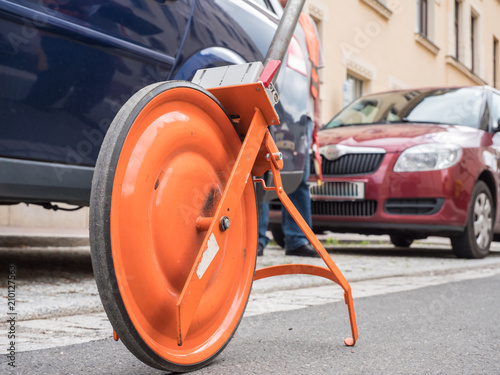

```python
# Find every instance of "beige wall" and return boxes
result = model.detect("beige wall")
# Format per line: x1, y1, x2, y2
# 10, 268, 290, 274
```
0, 204, 89, 228
305, 0, 500, 122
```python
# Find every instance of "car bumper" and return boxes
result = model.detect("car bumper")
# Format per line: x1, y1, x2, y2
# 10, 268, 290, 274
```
269, 152, 473, 237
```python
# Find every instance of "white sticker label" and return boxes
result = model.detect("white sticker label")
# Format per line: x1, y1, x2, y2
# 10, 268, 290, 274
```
196, 233, 220, 279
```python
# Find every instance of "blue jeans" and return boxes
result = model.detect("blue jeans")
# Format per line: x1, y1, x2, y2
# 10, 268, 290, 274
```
258, 200, 270, 248
258, 118, 313, 251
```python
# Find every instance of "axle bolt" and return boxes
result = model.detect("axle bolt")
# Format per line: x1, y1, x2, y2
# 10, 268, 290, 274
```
220, 216, 231, 231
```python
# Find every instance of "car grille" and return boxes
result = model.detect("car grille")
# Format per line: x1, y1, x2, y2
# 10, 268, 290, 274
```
312, 200, 377, 217
312, 153, 384, 176
270, 199, 377, 217
384, 198, 444, 215
310, 181, 364, 200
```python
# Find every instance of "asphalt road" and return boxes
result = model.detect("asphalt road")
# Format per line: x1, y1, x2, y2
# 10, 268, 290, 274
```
2, 273, 499, 375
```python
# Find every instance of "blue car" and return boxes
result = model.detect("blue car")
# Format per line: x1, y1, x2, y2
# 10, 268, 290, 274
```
0, 0, 308, 207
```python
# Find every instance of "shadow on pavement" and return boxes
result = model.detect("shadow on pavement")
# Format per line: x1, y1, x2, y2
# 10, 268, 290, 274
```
0, 247, 93, 283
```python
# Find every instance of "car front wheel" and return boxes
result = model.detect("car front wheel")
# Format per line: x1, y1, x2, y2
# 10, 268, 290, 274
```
451, 181, 493, 259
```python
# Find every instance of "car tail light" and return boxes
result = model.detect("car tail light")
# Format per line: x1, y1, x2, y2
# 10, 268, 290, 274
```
286, 36, 307, 76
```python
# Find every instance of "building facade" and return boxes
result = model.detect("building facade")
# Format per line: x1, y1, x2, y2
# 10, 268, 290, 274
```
304, 0, 500, 121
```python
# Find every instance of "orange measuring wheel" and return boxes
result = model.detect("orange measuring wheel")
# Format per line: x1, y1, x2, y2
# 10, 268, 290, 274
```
90, 81, 257, 372
90, 1, 359, 371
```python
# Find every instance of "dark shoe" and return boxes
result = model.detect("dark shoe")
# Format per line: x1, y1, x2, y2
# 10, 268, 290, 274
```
285, 243, 319, 258
257, 243, 264, 257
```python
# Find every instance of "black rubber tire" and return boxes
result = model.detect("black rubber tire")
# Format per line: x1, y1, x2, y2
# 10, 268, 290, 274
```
89, 81, 255, 372
390, 235, 413, 248
451, 181, 493, 259
270, 223, 285, 248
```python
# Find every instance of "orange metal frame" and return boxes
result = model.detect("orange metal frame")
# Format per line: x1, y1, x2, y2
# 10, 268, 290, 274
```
176, 81, 358, 347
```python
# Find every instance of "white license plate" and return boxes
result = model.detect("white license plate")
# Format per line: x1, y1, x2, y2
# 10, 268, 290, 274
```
309, 181, 365, 201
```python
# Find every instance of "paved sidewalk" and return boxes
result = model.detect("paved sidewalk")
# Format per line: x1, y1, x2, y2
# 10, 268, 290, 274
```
1, 225, 500, 353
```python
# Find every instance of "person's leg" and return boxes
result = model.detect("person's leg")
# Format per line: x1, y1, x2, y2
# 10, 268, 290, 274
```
281, 155, 312, 250
281, 118, 317, 257
257, 201, 270, 255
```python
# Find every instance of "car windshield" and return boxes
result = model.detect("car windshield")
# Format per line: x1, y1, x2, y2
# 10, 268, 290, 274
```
324, 87, 485, 129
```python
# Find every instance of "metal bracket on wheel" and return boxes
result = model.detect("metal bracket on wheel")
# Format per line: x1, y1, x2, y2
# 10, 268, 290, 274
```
175, 80, 358, 347
254, 137, 358, 346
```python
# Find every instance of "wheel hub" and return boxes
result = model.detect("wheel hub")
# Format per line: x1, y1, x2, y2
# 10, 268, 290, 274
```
473, 192, 492, 249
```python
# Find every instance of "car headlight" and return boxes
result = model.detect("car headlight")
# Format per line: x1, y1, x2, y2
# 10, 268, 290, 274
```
394, 144, 462, 172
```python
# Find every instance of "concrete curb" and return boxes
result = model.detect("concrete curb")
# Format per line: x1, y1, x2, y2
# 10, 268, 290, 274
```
0, 234, 443, 249
0, 226, 455, 248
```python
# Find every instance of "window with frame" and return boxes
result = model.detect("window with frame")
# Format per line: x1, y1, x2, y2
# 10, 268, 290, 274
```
471, 12, 478, 73
343, 74, 364, 107
454, 0, 460, 60
416, 0, 428, 38
494, 38, 499, 88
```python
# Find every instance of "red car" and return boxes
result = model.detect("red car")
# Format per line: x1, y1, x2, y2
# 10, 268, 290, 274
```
269, 86, 500, 258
